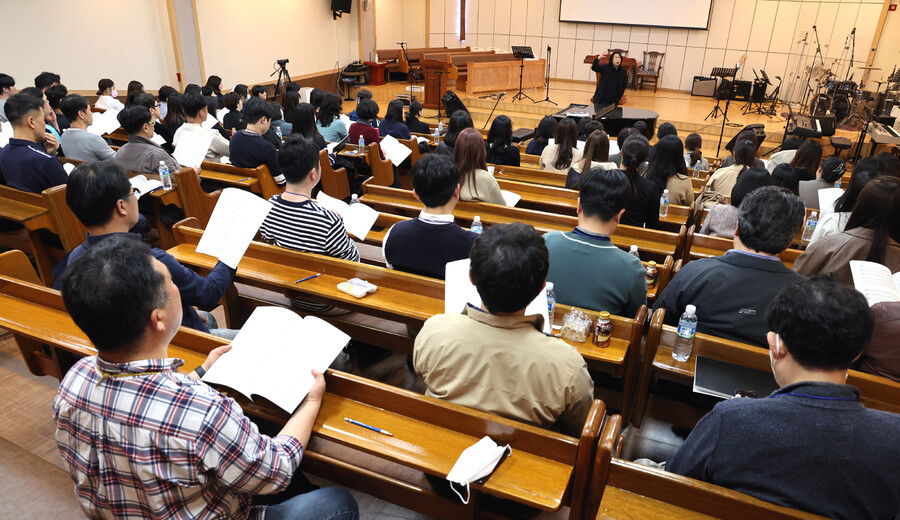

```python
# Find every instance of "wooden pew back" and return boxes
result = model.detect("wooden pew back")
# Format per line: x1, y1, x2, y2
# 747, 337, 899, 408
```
173, 168, 221, 226
0, 185, 61, 285
42, 185, 87, 252
319, 149, 351, 200
684, 226, 803, 268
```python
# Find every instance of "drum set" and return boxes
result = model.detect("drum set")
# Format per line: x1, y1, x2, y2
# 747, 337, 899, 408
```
807, 64, 880, 125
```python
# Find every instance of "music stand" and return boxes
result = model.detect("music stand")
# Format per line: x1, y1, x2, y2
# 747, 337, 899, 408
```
511, 46, 536, 103
706, 66, 737, 121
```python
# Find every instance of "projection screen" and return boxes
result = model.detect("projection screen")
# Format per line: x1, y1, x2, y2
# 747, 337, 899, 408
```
559, 0, 713, 30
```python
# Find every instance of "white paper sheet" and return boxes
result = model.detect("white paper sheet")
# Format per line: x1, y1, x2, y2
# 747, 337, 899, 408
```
86, 109, 122, 136
0, 121, 11, 148
850, 260, 900, 307
379, 135, 413, 166
62, 162, 76, 175
217, 108, 230, 124
150, 132, 167, 146
444, 258, 551, 333
195, 188, 272, 268
201, 112, 218, 129
315, 191, 379, 240
173, 131, 214, 168
501, 190, 521, 207
128, 175, 163, 199
817, 188, 844, 216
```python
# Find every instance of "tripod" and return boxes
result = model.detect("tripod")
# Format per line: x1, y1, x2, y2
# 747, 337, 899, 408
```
510, 46, 535, 103
270, 61, 291, 103
535, 45, 557, 105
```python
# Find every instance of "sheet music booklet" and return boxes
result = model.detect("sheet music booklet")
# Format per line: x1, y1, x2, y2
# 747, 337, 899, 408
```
315, 191, 379, 240
173, 131, 214, 168
196, 188, 272, 269
379, 135, 413, 166
201, 306, 350, 413
128, 175, 162, 199
850, 260, 900, 306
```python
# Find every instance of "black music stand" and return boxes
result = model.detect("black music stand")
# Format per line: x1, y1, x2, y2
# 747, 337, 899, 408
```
511, 46, 536, 103
706, 66, 737, 121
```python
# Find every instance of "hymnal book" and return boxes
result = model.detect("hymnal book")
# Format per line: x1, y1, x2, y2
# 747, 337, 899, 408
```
817, 188, 844, 216
693, 356, 779, 400
444, 258, 551, 333
315, 191, 379, 241
379, 135, 413, 166
415, 136, 430, 145
196, 188, 272, 269
850, 260, 900, 306
201, 307, 350, 413
173, 131, 214, 168
500, 190, 521, 207
326, 135, 349, 154
128, 175, 163, 199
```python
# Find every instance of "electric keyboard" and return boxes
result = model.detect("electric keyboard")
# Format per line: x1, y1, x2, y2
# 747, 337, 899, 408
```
868, 121, 900, 145
789, 115, 836, 138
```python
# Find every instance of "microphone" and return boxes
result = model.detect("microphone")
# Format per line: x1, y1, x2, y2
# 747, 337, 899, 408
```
852, 27, 856, 35
500, 92, 507, 97
396, 41, 405, 45
813, 25, 817, 29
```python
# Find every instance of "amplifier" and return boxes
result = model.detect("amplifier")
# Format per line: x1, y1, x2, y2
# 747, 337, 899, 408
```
691, 76, 717, 97
732, 81, 752, 101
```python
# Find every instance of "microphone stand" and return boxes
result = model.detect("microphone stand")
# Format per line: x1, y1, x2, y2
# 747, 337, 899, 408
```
801, 26, 824, 114
483, 93, 506, 129
717, 63, 741, 157
535, 45, 557, 105
398, 42, 417, 101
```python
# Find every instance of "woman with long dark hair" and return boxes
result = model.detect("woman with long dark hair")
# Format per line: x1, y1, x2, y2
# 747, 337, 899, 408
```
808, 159, 885, 244
789, 140, 823, 182
540, 117, 582, 173
619, 134, 659, 228
379, 99, 411, 140
485, 115, 520, 167
315, 93, 348, 143
162, 93, 186, 133
281, 90, 300, 127
566, 130, 615, 189
454, 128, 505, 205
771, 163, 799, 195
644, 135, 692, 206
525, 115, 557, 156
703, 141, 756, 207
795, 176, 900, 285
404, 100, 430, 134
699, 168, 773, 238
435, 110, 473, 157
289, 102, 326, 150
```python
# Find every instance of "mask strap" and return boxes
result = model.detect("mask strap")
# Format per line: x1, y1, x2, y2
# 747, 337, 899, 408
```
450, 481, 471, 505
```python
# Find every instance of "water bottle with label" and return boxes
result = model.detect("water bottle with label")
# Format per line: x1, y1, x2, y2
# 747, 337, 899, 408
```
274, 126, 282, 140
158, 161, 172, 191
546, 282, 556, 329
693, 160, 702, 178
471, 215, 483, 234
801, 211, 818, 241
433, 126, 440, 144
659, 189, 670, 217
672, 304, 698, 362
438, 121, 444, 135
350, 194, 359, 205
629, 245, 640, 259
834, 177, 842, 188
358, 135, 366, 155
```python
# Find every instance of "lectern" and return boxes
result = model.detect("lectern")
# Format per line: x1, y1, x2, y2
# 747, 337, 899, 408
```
420, 59, 451, 109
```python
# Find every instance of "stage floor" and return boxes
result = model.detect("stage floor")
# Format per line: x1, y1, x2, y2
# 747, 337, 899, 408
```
355, 78, 870, 159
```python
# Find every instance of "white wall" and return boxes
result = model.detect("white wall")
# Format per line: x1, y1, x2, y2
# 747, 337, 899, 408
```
194, 0, 361, 87
375, 0, 427, 50
0, 0, 176, 91
428, 0, 886, 96
871, 6, 900, 83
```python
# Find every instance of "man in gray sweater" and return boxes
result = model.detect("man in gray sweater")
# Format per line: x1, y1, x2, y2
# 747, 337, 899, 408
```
59, 94, 115, 162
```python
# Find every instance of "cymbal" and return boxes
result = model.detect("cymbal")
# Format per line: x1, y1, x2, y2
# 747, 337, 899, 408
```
858, 66, 882, 70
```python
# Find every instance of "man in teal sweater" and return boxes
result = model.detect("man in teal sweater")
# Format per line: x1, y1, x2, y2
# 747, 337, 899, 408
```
544, 168, 647, 317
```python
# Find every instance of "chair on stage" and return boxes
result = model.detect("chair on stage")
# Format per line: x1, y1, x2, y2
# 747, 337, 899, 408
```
608, 48, 628, 57
636, 51, 665, 92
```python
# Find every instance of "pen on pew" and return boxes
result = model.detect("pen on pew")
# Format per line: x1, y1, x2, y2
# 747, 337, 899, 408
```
344, 417, 393, 436
294, 273, 322, 284
236, 177, 252, 182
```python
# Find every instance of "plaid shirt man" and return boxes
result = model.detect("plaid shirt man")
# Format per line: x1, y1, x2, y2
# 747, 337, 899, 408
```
52, 356, 303, 519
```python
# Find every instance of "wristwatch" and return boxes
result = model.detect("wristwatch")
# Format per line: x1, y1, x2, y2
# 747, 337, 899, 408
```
194, 365, 207, 378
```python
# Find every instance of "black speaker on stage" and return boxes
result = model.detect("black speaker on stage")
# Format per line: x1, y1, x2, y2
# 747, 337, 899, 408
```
442, 90, 469, 117
715, 79, 733, 100
725, 124, 766, 153
732, 81, 752, 101
751, 80, 767, 103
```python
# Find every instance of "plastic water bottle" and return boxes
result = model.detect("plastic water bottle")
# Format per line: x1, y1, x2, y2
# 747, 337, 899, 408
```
358, 135, 366, 155
834, 177, 842, 188
629, 245, 640, 259
433, 126, 440, 144
546, 282, 556, 329
659, 189, 670, 217
693, 160, 702, 178
350, 194, 359, 205
274, 126, 282, 140
158, 161, 172, 190
471, 215, 483, 234
438, 121, 444, 135
672, 304, 698, 362
801, 211, 818, 241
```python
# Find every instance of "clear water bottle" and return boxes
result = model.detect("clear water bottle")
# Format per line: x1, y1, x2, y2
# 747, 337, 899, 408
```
673, 304, 698, 362
659, 189, 670, 217
158, 160, 173, 190
358, 135, 366, 155
438, 121, 444, 134
471, 215, 483, 234
801, 211, 818, 241
275, 126, 282, 140
350, 194, 359, 205
629, 245, 640, 259
433, 126, 440, 144
693, 160, 702, 178
834, 177, 842, 188
546, 282, 556, 329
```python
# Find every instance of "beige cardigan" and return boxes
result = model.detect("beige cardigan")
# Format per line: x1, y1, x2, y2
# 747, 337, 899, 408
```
460, 168, 505, 205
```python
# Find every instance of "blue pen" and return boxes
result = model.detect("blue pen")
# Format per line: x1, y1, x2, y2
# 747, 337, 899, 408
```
294, 273, 322, 284
235, 177, 252, 182
344, 417, 393, 436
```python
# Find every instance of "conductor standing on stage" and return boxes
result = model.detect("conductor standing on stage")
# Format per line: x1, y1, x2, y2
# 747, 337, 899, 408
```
591, 51, 627, 109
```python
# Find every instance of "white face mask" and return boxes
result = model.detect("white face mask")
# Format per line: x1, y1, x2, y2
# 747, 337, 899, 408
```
770, 334, 780, 373
446, 436, 511, 504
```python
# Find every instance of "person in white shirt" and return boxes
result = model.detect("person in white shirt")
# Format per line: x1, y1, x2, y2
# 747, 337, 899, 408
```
59, 94, 115, 162
94, 79, 124, 111
172, 92, 231, 162
808, 161, 885, 245
766, 137, 800, 173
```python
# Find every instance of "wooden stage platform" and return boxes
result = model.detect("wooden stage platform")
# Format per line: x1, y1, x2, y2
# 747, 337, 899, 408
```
353, 78, 872, 160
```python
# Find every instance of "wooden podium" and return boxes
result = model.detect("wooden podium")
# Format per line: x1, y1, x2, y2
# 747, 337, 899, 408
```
420, 59, 451, 109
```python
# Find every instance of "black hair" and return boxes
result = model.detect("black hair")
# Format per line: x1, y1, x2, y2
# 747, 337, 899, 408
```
278, 134, 320, 184
656, 122, 677, 139
487, 115, 512, 152
18, 86, 45, 101
282, 90, 300, 121
730, 167, 773, 207
469, 223, 549, 314
734, 129, 758, 149
45, 85, 68, 110
0, 73, 15, 93
267, 101, 283, 121
96, 78, 114, 96
412, 153, 460, 208
644, 134, 688, 194
250, 85, 266, 97
552, 118, 578, 170
632, 120, 648, 138
443, 110, 473, 148
200, 85, 214, 97
290, 103, 318, 140
223, 91, 242, 111
845, 177, 900, 264
617, 126, 638, 149
60, 94, 89, 122
59, 234, 169, 355
685, 132, 702, 165
206, 97, 219, 119
184, 83, 201, 95
771, 163, 799, 196
732, 141, 757, 176
205, 75, 223, 93
126, 90, 142, 107
66, 161, 132, 227
385, 99, 404, 123
789, 139, 823, 174
242, 97, 271, 125
158, 85, 177, 102
132, 93, 157, 111
356, 98, 379, 121
406, 100, 423, 123
534, 115, 557, 144
819, 156, 846, 184
309, 88, 325, 109
876, 151, 899, 178
4, 93, 44, 126
582, 120, 603, 140
620, 133, 650, 197
182, 92, 209, 118
117, 105, 153, 135
766, 276, 873, 370
162, 93, 185, 128
318, 93, 342, 127
34, 72, 60, 90
234, 84, 248, 98
781, 136, 801, 151
835, 168, 884, 213
127, 80, 144, 94
579, 168, 630, 221
285, 82, 301, 92
736, 186, 805, 254
356, 89, 373, 102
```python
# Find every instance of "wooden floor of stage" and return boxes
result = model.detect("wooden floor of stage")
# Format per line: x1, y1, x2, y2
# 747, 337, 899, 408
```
356, 78, 869, 159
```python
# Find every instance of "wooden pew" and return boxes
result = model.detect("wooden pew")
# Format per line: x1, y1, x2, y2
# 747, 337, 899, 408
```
683, 226, 803, 269
631, 308, 900, 428
319, 149, 351, 201
173, 168, 221, 226
695, 206, 814, 249
0, 266, 607, 519
41, 185, 87, 252
586, 415, 828, 519
198, 161, 278, 199
399, 46, 469, 74
0, 185, 62, 286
